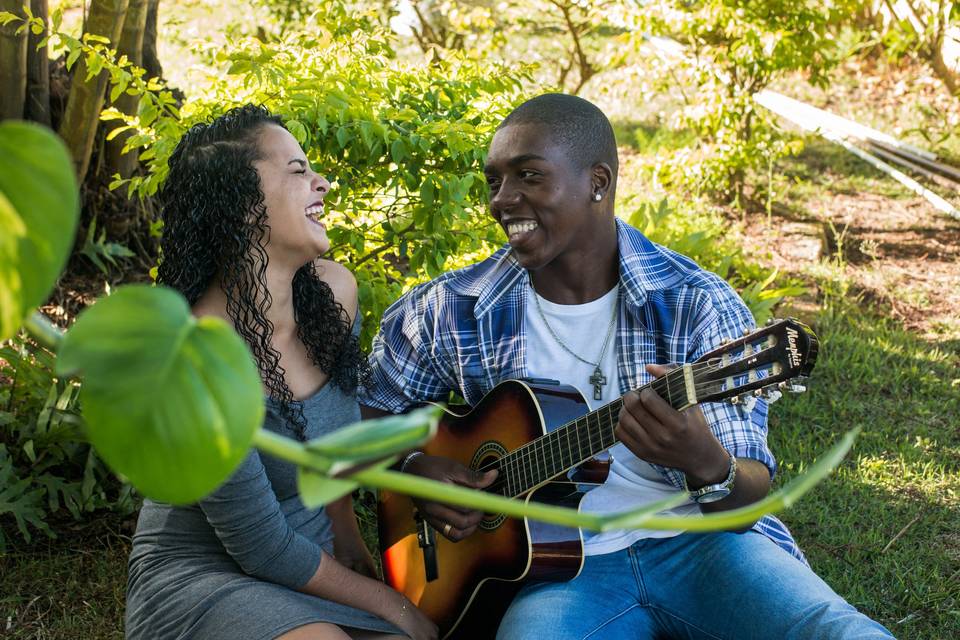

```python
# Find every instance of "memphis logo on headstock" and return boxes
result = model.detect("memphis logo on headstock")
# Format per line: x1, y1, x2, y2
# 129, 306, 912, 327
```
786, 327, 803, 368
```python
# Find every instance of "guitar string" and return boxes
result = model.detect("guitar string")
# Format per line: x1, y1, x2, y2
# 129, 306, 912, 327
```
485, 350, 782, 495
482, 357, 778, 497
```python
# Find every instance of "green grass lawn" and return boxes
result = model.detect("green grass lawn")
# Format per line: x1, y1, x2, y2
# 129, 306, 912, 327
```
1, 521, 129, 639
770, 309, 960, 638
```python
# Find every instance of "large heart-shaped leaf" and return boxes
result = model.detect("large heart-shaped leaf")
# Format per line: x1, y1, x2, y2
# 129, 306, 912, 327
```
56, 285, 263, 504
0, 122, 79, 340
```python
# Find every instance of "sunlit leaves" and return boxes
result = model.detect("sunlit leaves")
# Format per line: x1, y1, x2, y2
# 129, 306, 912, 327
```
56, 286, 264, 504
0, 122, 79, 341
115, 16, 529, 347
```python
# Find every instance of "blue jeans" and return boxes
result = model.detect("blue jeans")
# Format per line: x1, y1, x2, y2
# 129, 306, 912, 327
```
496, 531, 894, 640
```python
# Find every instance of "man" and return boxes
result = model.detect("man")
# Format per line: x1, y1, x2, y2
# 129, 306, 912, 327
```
360, 94, 893, 639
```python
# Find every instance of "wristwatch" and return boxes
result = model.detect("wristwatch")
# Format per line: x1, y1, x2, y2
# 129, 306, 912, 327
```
685, 453, 737, 504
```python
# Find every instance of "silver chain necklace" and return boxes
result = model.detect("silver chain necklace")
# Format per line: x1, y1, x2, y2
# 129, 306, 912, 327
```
530, 283, 619, 400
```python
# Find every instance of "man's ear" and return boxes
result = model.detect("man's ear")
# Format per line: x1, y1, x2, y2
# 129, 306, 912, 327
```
591, 162, 613, 199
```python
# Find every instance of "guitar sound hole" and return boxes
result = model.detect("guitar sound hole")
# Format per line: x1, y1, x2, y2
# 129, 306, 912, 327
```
471, 442, 508, 531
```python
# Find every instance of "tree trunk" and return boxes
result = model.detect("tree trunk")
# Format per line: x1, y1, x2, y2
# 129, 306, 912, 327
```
58, 0, 129, 181
142, 0, 161, 80
105, 0, 147, 178
24, 0, 51, 126
0, 0, 28, 120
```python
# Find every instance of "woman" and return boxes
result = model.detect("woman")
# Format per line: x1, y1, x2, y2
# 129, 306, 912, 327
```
125, 104, 436, 640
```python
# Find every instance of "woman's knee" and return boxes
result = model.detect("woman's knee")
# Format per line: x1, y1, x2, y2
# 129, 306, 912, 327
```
275, 622, 352, 640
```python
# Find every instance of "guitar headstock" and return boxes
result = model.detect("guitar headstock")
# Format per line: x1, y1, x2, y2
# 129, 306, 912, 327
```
691, 318, 819, 405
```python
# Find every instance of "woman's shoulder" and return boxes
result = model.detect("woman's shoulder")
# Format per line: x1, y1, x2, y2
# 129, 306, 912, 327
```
314, 258, 357, 318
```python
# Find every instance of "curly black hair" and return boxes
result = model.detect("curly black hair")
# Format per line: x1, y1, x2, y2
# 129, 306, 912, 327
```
157, 103, 368, 440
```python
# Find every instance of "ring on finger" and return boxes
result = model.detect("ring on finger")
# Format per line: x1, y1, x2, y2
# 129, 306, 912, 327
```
443, 523, 453, 537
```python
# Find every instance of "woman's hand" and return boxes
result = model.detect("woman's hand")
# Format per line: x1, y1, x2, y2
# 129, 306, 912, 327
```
334, 538, 378, 579
328, 494, 378, 578
388, 593, 438, 640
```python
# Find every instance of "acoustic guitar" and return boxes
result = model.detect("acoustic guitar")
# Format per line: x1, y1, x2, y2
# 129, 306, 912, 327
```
378, 318, 819, 639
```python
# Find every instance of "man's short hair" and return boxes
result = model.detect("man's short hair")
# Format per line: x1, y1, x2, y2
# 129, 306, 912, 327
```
499, 93, 618, 175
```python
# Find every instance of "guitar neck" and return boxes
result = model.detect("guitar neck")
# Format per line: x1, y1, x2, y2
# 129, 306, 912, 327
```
492, 368, 694, 498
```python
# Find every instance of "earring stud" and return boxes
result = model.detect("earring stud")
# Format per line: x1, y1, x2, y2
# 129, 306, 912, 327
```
593, 192, 602, 202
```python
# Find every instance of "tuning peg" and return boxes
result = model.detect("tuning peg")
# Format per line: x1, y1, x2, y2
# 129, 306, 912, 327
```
765, 317, 776, 325
762, 387, 783, 403
728, 395, 740, 405
743, 327, 751, 336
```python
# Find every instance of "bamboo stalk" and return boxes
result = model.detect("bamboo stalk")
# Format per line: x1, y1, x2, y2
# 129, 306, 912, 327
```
867, 141, 960, 191
868, 138, 960, 184
0, 0, 28, 120
755, 90, 960, 220
58, 0, 130, 181
756, 89, 938, 162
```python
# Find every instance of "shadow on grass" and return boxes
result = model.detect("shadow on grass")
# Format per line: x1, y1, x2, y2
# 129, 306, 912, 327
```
768, 309, 960, 639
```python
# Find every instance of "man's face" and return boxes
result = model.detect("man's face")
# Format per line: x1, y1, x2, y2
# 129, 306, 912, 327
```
483, 123, 597, 271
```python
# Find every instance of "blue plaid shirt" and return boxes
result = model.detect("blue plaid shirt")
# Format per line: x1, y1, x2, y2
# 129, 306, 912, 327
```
361, 218, 805, 563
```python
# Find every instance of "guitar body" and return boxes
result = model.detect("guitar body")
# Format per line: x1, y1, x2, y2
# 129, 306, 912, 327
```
378, 380, 596, 639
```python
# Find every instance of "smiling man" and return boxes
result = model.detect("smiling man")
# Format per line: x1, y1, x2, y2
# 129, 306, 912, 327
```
360, 94, 893, 639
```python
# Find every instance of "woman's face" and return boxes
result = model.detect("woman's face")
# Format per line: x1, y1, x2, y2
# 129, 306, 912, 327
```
253, 124, 331, 264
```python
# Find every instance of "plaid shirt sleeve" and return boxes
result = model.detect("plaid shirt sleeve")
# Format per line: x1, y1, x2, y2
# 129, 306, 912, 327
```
687, 282, 778, 480
359, 283, 457, 414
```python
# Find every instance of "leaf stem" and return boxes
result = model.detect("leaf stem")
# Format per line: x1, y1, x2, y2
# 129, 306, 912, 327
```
24, 312, 64, 351
253, 424, 859, 533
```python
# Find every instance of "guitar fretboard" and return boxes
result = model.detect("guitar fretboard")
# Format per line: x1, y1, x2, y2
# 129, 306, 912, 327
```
486, 370, 691, 498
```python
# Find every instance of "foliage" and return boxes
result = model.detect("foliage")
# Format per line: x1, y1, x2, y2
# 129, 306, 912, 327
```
78, 216, 136, 275
621, 0, 854, 201
0, 120, 127, 548
399, 0, 620, 93
56, 285, 265, 504
624, 197, 805, 324
104, 4, 532, 347
0, 121, 79, 342
0, 336, 136, 550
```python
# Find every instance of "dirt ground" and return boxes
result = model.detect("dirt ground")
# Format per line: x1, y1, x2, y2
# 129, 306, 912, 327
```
742, 58, 960, 345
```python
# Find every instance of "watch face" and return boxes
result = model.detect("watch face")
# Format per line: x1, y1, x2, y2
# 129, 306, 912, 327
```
695, 488, 731, 504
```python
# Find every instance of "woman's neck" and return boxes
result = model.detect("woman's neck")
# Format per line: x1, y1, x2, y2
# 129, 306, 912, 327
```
192, 262, 302, 340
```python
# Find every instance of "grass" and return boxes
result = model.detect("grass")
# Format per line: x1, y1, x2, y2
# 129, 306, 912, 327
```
768, 308, 960, 638
1, 517, 130, 639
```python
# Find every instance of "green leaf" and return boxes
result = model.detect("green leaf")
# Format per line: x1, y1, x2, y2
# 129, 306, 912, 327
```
0, 12, 21, 27
298, 457, 395, 509
0, 122, 79, 341
56, 285, 264, 504
304, 405, 442, 474
390, 138, 406, 164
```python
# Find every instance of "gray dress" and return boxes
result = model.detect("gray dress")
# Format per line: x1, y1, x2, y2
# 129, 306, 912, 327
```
126, 333, 401, 639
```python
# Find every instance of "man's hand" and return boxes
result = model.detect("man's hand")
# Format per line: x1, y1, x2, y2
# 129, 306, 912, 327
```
404, 454, 498, 542
615, 363, 730, 488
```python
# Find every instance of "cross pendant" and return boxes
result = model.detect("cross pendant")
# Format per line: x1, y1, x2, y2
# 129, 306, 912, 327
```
589, 366, 607, 401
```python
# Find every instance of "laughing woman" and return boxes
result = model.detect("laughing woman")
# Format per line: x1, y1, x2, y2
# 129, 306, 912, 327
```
125, 105, 436, 640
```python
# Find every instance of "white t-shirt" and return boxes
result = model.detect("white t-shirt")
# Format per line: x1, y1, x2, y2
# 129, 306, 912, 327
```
524, 284, 700, 556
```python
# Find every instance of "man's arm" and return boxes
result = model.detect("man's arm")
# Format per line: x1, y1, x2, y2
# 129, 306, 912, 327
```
616, 363, 770, 528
